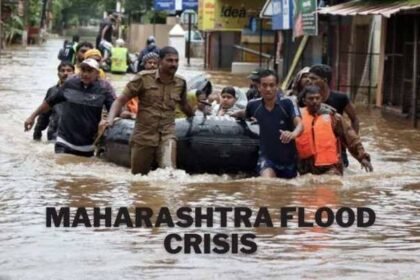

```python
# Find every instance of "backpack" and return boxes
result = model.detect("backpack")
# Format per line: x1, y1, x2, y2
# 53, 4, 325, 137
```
57, 41, 74, 62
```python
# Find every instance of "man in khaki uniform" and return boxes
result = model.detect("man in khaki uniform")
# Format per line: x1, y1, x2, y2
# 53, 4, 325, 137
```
106, 46, 194, 175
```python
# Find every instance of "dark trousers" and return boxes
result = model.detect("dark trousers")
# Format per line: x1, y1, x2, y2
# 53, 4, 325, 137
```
55, 143, 94, 157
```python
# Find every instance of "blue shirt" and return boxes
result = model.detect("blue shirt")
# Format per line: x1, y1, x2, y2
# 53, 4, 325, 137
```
246, 94, 300, 165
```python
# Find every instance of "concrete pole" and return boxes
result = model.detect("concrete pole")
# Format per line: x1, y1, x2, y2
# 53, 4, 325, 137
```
40, 0, 47, 28
120, 2, 125, 39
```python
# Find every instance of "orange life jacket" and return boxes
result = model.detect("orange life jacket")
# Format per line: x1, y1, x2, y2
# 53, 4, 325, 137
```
296, 107, 339, 166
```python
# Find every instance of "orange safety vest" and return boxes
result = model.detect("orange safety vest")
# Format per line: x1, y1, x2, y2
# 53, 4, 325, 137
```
296, 108, 339, 166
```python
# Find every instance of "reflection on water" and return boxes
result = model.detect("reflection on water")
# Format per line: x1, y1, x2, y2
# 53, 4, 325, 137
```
0, 39, 419, 279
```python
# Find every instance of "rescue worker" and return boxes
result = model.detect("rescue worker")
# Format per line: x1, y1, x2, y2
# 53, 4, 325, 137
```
296, 85, 373, 175
111, 38, 129, 74
307, 64, 359, 131
57, 35, 79, 63
232, 69, 303, 179
24, 59, 115, 157
106, 46, 194, 175
307, 64, 360, 167
33, 62, 75, 141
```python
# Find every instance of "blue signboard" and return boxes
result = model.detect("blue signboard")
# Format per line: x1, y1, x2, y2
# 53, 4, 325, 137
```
154, 0, 175, 11
182, 0, 198, 11
272, 0, 294, 30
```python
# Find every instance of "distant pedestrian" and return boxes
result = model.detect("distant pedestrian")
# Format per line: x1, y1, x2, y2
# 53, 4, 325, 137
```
110, 38, 130, 74
57, 35, 79, 63
232, 69, 303, 179
137, 36, 160, 72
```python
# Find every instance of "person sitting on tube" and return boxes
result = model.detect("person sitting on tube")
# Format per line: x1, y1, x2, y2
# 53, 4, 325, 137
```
211, 87, 241, 117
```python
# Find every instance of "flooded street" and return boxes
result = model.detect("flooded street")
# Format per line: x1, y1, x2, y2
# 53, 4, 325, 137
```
0, 39, 419, 279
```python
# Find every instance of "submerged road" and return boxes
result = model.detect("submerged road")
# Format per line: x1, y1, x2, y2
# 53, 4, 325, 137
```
0, 39, 419, 279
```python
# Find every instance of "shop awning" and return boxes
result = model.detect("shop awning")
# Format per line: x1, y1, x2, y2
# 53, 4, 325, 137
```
260, 0, 273, 18
261, 0, 420, 19
318, 0, 420, 18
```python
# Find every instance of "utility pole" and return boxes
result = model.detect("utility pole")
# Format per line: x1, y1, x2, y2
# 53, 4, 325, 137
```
116, 0, 121, 38
259, 18, 263, 67
0, 0, 2, 51
411, 17, 418, 128
120, 0, 125, 39
40, 0, 47, 29
22, 0, 29, 46
153, 9, 156, 36
187, 12, 192, 66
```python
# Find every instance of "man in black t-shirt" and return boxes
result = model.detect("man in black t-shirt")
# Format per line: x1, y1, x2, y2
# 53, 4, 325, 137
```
25, 59, 115, 157
307, 64, 359, 131
96, 12, 117, 56
33, 61, 75, 141
308, 64, 360, 167
96, 13, 115, 46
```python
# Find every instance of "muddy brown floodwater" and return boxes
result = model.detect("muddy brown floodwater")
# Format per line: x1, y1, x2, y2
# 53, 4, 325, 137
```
0, 39, 419, 280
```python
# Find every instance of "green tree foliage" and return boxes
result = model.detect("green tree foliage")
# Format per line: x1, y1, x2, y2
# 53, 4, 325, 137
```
52, 0, 104, 29
3, 14, 24, 45
28, 0, 42, 26
50, 0, 156, 30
